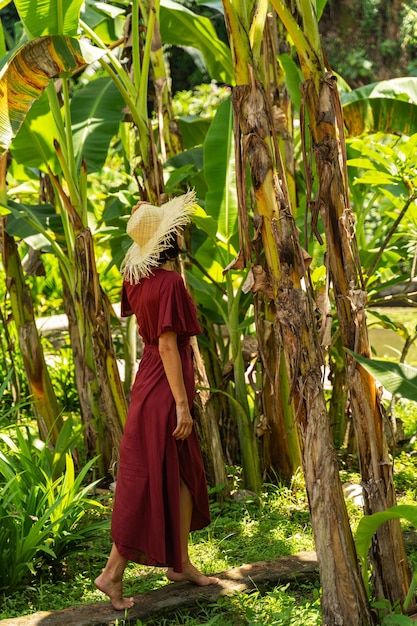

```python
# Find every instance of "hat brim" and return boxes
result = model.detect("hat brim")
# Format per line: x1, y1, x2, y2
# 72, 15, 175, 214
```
121, 190, 198, 283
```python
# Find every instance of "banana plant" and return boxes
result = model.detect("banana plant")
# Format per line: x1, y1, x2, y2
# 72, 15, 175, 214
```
356, 504, 417, 615
221, 0, 374, 621
0, 114, 62, 442
272, 0, 412, 612
1, 226, 63, 443
341, 77, 417, 137
187, 97, 261, 493
0, 18, 127, 470
0, 0, 234, 478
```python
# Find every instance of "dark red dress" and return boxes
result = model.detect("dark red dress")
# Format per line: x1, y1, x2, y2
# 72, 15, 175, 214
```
111, 268, 210, 572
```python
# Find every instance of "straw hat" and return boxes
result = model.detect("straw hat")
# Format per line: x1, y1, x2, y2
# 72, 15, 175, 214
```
121, 190, 198, 283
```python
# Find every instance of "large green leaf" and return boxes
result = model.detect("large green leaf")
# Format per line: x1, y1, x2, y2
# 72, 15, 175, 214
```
355, 504, 417, 597
278, 53, 302, 113
177, 116, 212, 150
164, 147, 207, 197
160, 0, 234, 85
81, 1, 125, 44
71, 77, 125, 173
317, 0, 328, 20
9, 91, 60, 172
341, 77, 417, 137
0, 17, 7, 58
192, 97, 238, 279
0, 35, 106, 153
14, 0, 84, 37
345, 348, 417, 402
203, 97, 237, 243
4, 200, 64, 251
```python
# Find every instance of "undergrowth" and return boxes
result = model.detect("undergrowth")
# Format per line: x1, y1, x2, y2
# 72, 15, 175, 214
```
0, 400, 416, 624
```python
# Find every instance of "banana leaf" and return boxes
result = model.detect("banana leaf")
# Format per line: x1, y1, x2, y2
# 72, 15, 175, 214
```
177, 116, 212, 149
341, 77, 417, 137
81, 0, 125, 44
160, 0, 234, 85
0, 35, 106, 153
13, 0, 84, 37
4, 200, 64, 252
71, 76, 125, 173
203, 97, 237, 245
9, 91, 60, 171
345, 348, 417, 402
164, 147, 207, 197
355, 504, 417, 598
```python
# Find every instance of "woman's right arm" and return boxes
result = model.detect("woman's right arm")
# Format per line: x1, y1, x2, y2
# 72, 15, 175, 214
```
158, 331, 194, 441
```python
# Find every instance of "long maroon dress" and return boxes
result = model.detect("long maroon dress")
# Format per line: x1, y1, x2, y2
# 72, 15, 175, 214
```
111, 268, 210, 572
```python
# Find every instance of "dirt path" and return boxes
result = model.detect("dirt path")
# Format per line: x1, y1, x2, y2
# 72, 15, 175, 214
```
0, 551, 318, 626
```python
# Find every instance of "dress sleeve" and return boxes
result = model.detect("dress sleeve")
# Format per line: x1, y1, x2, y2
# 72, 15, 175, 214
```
157, 274, 201, 338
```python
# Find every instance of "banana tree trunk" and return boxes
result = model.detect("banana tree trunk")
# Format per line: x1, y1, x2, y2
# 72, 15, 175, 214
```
48, 164, 126, 475
301, 39, 411, 611
249, 13, 302, 482
123, 314, 138, 397
256, 303, 301, 482
62, 274, 99, 462
1, 225, 62, 443
74, 229, 127, 473
231, 78, 373, 624
223, 1, 373, 621
191, 335, 229, 495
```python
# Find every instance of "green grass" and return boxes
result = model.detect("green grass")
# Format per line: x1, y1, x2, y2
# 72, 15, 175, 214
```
122, 582, 322, 625
0, 401, 416, 625
0, 474, 318, 622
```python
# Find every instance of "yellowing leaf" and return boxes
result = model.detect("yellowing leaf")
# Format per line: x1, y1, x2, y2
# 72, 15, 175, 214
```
0, 35, 105, 153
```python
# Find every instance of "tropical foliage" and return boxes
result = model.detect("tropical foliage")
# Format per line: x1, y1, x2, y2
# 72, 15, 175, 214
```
0, 0, 417, 623
0, 415, 107, 592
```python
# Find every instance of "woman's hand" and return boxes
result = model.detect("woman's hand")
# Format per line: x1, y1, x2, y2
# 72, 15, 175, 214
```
172, 403, 194, 440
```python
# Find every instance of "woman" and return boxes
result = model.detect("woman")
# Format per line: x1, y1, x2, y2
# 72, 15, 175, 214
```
95, 191, 218, 610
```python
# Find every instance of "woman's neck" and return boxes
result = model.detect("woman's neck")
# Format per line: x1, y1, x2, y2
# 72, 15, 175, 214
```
160, 260, 176, 271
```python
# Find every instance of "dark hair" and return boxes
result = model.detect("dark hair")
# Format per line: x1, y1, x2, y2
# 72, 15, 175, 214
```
157, 231, 181, 265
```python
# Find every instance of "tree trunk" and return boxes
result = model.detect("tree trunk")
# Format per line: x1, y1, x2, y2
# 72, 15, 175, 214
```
62, 274, 98, 462
191, 335, 229, 495
248, 12, 302, 483
222, 0, 374, 620
302, 72, 412, 607
256, 306, 301, 482
230, 77, 373, 623
74, 229, 127, 475
1, 225, 62, 443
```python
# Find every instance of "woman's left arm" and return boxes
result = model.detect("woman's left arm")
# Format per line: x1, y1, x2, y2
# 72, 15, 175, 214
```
158, 331, 194, 440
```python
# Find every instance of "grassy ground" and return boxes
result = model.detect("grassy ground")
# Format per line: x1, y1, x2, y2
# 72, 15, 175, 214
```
0, 469, 322, 624
1, 400, 416, 625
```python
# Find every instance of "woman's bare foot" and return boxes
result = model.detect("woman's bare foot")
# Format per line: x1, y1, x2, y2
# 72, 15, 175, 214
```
94, 572, 134, 610
166, 562, 219, 586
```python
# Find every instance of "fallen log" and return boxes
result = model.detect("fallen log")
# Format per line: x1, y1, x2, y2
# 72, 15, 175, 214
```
0, 551, 318, 626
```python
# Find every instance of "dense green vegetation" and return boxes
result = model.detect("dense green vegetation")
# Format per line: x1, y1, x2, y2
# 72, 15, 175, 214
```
1, 0, 417, 623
